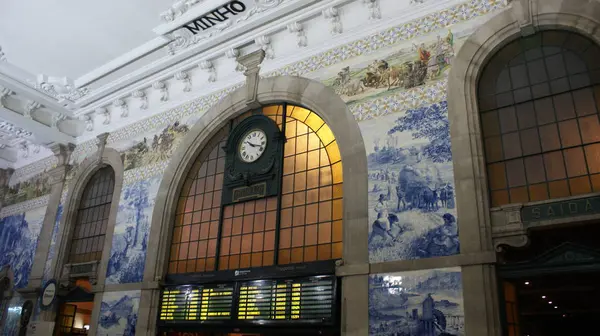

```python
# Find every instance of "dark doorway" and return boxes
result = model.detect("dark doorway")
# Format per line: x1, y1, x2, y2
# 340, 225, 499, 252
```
498, 223, 600, 336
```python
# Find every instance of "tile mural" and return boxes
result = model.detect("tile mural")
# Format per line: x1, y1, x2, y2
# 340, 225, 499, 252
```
106, 174, 162, 284
0, 206, 46, 289
321, 30, 462, 105
3, 174, 51, 207
369, 267, 465, 336
360, 101, 458, 262
98, 290, 140, 336
43, 204, 63, 282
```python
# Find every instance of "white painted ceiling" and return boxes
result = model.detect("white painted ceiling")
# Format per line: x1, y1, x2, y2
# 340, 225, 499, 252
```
0, 0, 173, 79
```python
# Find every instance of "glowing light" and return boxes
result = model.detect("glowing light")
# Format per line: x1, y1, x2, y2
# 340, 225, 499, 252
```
524, 281, 530, 285
554, 306, 558, 309
84, 325, 90, 330
548, 301, 553, 304
542, 296, 546, 299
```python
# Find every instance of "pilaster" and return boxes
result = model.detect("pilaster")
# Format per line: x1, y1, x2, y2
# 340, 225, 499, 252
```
22, 143, 74, 321
238, 49, 266, 109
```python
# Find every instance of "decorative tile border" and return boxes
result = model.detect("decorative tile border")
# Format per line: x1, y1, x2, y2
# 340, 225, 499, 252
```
349, 79, 448, 122
11, 156, 57, 184
0, 195, 49, 218
123, 160, 169, 185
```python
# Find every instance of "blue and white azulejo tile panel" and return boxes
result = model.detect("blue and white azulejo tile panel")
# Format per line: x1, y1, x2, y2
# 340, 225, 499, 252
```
369, 267, 465, 336
98, 290, 140, 336
106, 174, 162, 284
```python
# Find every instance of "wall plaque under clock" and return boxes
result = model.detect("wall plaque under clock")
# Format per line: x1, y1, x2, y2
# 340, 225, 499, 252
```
221, 114, 284, 204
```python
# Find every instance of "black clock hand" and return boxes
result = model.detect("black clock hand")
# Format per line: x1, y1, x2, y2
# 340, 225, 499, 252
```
245, 141, 258, 148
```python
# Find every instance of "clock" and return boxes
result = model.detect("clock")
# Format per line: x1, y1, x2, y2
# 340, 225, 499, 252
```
238, 129, 267, 163
222, 113, 285, 204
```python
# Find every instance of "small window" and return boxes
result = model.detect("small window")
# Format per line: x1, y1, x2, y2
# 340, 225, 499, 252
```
68, 167, 115, 263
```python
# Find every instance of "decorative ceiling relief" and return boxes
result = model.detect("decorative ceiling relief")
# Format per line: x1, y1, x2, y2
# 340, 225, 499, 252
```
132, 90, 149, 110
33, 75, 89, 104
287, 22, 307, 48
160, 0, 206, 22
51, 113, 66, 129
82, 114, 94, 132
0, 46, 6, 62
323, 7, 343, 35
175, 71, 193, 91
166, 21, 233, 56
236, 0, 288, 23
152, 81, 169, 102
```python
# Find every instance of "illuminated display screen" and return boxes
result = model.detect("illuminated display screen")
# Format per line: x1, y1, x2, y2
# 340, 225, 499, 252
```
159, 284, 234, 322
238, 276, 335, 322
158, 275, 336, 326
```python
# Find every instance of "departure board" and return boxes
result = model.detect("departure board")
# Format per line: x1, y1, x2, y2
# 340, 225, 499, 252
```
159, 284, 234, 322
237, 276, 335, 322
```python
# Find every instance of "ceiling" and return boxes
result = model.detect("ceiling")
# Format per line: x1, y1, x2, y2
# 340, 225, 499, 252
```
0, 0, 173, 80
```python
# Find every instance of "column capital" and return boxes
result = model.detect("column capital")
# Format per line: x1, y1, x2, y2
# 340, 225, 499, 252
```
96, 132, 110, 155
50, 143, 76, 166
238, 49, 266, 108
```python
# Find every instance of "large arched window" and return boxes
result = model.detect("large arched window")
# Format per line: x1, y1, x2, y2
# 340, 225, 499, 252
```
478, 30, 600, 207
68, 166, 115, 263
168, 104, 343, 274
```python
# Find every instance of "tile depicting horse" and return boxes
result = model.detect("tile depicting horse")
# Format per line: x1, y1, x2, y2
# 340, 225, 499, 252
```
359, 101, 459, 263
369, 267, 465, 336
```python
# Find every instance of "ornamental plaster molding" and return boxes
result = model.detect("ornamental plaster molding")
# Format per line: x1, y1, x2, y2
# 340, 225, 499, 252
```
132, 90, 149, 110
0, 46, 6, 62
236, 0, 288, 23
51, 112, 66, 129
166, 21, 233, 56
96, 107, 110, 125
287, 22, 307, 47
81, 113, 94, 132
226, 49, 246, 72
323, 7, 343, 35
362, 0, 381, 20
24, 101, 42, 119
34, 75, 89, 103
0, 87, 13, 107
160, 0, 205, 22
199, 61, 217, 83
153, 81, 169, 102
174, 71, 193, 92
255, 36, 274, 59
112, 99, 129, 118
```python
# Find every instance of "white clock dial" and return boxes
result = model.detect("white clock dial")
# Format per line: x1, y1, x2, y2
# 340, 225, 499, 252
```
239, 129, 267, 163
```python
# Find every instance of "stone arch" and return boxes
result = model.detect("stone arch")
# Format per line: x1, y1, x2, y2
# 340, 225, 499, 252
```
51, 147, 124, 288
143, 75, 368, 283
447, 0, 600, 254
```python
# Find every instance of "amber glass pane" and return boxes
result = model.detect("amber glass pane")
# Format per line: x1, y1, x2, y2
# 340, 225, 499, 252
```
169, 136, 226, 274
480, 31, 600, 207
68, 166, 114, 264
219, 197, 277, 270
279, 106, 343, 264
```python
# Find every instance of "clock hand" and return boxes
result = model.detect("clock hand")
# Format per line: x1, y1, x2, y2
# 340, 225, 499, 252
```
245, 141, 258, 148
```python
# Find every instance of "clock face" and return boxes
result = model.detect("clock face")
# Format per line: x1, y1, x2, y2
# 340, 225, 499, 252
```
238, 129, 267, 163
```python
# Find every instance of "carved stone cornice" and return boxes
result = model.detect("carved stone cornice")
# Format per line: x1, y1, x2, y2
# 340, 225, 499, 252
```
238, 49, 266, 108
47, 165, 71, 186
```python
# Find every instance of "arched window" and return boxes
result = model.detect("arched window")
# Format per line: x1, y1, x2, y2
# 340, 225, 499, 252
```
478, 30, 600, 207
69, 167, 115, 263
168, 104, 343, 274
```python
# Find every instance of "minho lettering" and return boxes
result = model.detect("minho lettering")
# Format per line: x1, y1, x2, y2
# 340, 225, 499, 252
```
182, 1, 247, 35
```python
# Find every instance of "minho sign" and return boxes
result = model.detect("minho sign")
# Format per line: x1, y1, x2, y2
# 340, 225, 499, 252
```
182, 0, 248, 35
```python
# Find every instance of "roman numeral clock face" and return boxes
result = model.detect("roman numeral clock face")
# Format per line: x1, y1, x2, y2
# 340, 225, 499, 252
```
238, 129, 267, 163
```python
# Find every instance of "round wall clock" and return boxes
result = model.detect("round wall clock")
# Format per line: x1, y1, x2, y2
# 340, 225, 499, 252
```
238, 129, 267, 163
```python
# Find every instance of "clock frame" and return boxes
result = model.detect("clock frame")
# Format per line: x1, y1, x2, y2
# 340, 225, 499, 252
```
221, 114, 285, 205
